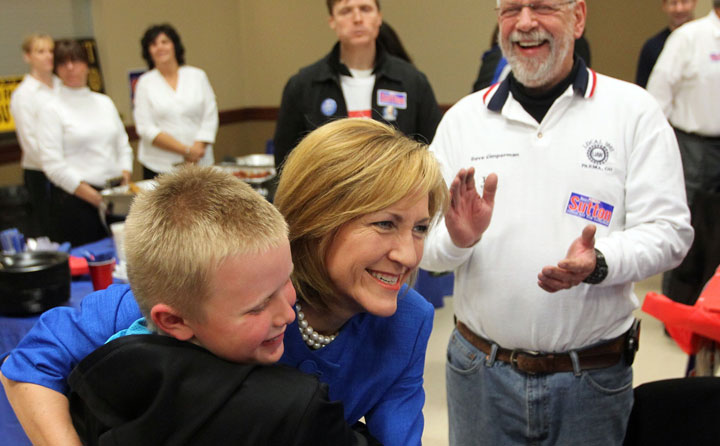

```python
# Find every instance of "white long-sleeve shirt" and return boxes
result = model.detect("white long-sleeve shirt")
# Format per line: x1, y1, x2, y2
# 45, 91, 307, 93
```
422, 65, 693, 352
133, 66, 218, 173
647, 10, 720, 136
36, 86, 133, 194
9, 74, 61, 170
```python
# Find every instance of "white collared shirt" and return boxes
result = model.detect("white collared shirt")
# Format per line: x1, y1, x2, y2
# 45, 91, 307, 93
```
133, 66, 218, 173
36, 86, 134, 194
422, 68, 693, 352
9, 74, 61, 170
647, 10, 720, 136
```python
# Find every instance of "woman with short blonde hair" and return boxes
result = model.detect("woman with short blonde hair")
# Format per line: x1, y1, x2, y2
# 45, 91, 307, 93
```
274, 118, 447, 445
1, 118, 448, 446
276, 118, 446, 312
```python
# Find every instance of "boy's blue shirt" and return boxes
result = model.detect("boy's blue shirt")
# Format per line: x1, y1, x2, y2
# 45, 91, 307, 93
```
1, 283, 434, 446
106, 318, 151, 343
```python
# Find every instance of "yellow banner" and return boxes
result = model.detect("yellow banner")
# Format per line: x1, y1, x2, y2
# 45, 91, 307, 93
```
0, 76, 23, 133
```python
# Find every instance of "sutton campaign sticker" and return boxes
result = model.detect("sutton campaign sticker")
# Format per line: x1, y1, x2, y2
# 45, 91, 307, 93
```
377, 89, 407, 109
566, 192, 614, 226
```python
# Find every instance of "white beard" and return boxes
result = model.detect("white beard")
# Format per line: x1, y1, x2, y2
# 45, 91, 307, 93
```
500, 27, 573, 88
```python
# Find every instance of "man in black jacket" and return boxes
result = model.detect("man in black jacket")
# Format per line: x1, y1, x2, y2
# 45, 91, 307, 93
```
273, 0, 441, 169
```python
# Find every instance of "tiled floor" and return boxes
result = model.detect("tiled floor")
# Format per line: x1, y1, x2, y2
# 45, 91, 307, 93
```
421, 274, 690, 445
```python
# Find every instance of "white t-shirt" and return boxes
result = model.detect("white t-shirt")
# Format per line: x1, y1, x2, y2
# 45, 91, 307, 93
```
340, 68, 375, 119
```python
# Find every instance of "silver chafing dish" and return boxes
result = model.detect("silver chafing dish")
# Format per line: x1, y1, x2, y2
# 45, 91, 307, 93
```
215, 154, 276, 199
100, 180, 157, 217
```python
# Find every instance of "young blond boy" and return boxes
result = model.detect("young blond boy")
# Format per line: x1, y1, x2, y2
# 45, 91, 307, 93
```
67, 166, 377, 445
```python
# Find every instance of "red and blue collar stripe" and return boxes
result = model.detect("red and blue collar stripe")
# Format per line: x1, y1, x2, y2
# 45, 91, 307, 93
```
484, 58, 597, 111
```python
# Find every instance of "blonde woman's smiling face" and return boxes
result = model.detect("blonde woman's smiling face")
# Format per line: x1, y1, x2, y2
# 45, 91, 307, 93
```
325, 191, 430, 319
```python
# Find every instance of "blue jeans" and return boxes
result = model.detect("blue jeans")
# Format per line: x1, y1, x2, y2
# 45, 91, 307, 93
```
446, 328, 633, 446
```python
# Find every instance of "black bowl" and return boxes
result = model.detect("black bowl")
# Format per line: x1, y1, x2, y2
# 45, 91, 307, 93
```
0, 251, 70, 316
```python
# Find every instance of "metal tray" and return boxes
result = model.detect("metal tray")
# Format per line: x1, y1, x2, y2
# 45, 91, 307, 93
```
100, 180, 157, 216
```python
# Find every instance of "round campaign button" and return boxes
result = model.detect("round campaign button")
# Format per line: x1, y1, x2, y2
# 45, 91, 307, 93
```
321, 98, 337, 116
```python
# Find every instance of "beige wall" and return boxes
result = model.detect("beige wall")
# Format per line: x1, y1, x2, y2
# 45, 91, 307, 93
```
73, 0, 720, 112
1, 0, 716, 186
586, 0, 713, 82
235, 0, 494, 105
90, 0, 245, 120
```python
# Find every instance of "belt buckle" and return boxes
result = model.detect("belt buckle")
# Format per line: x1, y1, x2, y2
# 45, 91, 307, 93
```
509, 349, 541, 375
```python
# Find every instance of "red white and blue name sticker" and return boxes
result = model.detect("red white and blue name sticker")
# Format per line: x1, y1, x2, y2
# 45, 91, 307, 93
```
711, 52, 720, 62
566, 193, 614, 226
377, 89, 407, 109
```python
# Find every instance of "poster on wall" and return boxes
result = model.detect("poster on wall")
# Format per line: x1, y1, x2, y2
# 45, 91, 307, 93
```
78, 37, 105, 94
128, 69, 146, 105
0, 76, 24, 133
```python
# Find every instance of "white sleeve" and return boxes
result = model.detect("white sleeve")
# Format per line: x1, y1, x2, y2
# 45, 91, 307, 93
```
594, 103, 693, 286
646, 30, 687, 118
132, 75, 162, 143
420, 110, 476, 272
194, 70, 218, 144
111, 101, 134, 172
10, 87, 41, 161
37, 104, 83, 194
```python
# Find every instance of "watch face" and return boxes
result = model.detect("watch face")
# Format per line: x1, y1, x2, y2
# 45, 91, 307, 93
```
583, 249, 608, 284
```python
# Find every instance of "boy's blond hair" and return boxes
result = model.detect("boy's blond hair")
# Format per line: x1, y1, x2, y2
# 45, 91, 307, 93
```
124, 166, 288, 327
21, 33, 52, 54
274, 118, 448, 313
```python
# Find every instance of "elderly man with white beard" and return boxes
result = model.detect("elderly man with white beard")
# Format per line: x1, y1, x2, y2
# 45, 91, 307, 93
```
421, 1, 693, 445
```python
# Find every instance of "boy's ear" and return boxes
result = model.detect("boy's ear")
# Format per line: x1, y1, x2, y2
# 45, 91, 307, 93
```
150, 304, 195, 341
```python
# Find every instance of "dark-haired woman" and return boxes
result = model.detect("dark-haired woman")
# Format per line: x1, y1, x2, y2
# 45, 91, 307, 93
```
134, 24, 218, 179
36, 39, 133, 246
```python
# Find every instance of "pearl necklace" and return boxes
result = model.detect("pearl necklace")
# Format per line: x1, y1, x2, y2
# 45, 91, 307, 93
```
296, 302, 337, 350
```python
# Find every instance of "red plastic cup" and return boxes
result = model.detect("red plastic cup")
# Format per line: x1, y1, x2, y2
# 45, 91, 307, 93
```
88, 258, 115, 290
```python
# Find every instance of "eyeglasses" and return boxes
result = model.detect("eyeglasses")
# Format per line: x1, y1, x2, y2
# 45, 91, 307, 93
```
496, 1, 577, 19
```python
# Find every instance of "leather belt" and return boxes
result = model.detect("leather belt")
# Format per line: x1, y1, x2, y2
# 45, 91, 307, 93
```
456, 321, 626, 375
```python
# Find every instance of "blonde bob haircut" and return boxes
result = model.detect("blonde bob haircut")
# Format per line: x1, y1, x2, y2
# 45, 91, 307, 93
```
274, 118, 448, 312
124, 166, 288, 327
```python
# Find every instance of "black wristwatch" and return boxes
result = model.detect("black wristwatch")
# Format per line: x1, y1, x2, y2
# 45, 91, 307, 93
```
583, 249, 608, 284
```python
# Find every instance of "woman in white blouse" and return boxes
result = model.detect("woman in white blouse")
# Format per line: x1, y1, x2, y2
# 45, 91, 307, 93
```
134, 24, 219, 179
37, 40, 133, 246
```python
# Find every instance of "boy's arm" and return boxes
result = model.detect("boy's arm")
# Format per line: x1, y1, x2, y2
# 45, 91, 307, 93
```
1, 285, 141, 393
0, 286, 140, 444
0, 370, 81, 446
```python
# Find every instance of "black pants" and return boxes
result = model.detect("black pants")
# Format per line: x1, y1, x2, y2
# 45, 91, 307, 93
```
48, 184, 109, 247
663, 129, 720, 305
142, 166, 160, 180
665, 190, 720, 305
23, 169, 52, 238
